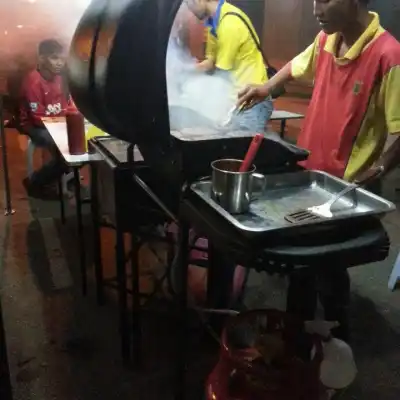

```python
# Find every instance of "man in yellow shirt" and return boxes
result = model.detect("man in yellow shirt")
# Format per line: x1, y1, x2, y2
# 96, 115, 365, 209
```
185, 0, 273, 132
238, 0, 400, 340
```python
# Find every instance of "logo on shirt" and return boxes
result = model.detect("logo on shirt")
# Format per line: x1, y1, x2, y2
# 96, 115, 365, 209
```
30, 102, 38, 112
353, 81, 363, 95
45, 103, 62, 115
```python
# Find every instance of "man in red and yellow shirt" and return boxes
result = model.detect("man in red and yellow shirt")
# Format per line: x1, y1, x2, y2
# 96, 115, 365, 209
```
20, 39, 70, 196
238, 0, 400, 340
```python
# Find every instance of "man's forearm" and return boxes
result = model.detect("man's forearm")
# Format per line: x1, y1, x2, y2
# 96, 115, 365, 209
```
196, 58, 215, 73
265, 62, 294, 91
378, 134, 400, 173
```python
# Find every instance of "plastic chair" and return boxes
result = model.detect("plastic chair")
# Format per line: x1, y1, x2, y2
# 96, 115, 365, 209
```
26, 138, 73, 194
388, 251, 400, 291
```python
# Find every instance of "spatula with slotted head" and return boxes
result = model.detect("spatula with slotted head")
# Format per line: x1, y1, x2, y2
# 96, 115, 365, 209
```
284, 173, 378, 223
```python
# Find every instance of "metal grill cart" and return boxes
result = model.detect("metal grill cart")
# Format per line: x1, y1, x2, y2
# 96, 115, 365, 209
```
174, 176, 391, 398
88, 136, 179, 366
87, 132, 309, 367
67, 0, 394, 397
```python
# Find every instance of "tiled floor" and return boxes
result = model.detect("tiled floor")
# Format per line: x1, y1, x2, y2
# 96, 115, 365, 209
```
1, 97, 400, 399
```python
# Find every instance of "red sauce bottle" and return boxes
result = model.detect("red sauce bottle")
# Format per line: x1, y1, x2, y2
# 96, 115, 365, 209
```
66, 105, 86, 155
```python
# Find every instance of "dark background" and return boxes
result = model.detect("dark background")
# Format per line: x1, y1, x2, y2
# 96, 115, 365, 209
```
232, 0, 400, 67
230, 0, 400, 96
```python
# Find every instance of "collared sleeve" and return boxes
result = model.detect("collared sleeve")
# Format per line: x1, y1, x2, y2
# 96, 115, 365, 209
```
383, 66, 400, 134
290, 34, 320, 82
214, 17, 246, 71
20, 75, 46, 127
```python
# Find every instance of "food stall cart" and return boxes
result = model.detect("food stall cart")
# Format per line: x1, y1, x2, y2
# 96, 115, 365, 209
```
66, 1, 393, 398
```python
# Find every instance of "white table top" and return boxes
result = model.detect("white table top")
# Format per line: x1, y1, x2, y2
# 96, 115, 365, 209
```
42, 117, 102, 166
271, 110, 304, 120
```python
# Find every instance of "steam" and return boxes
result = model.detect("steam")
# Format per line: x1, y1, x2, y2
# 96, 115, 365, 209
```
0, 0, 91, 91
0, 0, 237, 131
166, 16, 236, 130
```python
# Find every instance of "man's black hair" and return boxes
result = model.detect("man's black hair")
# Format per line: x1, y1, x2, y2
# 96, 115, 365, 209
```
358, 0, 370, 5
38, 39, 63, 56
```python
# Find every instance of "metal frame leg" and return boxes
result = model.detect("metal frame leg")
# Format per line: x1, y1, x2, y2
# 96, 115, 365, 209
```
0, 302, 13, 400
58, 177, 66, 225
0, 95, 14, 216
73, 167, 87, 296
287, 268, 317, 321
91, 163, 104, 305
130, 234, 142, 368
175, 220, 189, 400
318, 268, 350, 341
114, 171, 130, 365
280, 119, 287, 139
115, 225, 130, 365
206, 243, 235, 332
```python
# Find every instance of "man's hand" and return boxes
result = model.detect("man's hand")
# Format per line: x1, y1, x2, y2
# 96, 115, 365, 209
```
196, 58, 215, 73
237, 63, 293, 110
354, 136, 400, 184
237, 84, 270, 110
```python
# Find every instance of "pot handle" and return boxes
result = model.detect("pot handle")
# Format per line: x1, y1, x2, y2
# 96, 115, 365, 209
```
212, 189, 223, 205
251, 173, 266, 200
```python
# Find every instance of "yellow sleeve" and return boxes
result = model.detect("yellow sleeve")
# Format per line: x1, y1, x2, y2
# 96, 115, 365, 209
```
214, 18, 246, 71
382, 66, 400, 134
290, 35, 320, 81
205, 29, 217, 62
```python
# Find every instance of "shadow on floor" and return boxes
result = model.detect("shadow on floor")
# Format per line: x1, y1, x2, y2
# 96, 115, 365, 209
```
3, 201, 400, 399
3, 110, 400, 399
344, 293, 400, 399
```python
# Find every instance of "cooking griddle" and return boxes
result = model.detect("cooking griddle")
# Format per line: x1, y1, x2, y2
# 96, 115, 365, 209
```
168, 128, 308, 181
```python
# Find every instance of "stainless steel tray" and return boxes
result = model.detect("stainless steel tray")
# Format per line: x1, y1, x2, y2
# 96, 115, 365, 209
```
190, 170, 395, 235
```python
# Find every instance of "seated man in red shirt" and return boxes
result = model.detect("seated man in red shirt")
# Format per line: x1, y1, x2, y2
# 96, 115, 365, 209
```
20, 39, 70, 197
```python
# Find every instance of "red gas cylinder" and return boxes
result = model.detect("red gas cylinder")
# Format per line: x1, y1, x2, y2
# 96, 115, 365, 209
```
206, 310, 324, 400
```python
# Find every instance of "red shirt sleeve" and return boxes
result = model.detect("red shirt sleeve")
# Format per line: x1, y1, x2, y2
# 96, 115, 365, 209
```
20, 74, 46, 128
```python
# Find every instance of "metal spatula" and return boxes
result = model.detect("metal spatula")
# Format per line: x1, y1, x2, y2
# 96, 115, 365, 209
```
220, 105, 244, 127
285, 174, 376, 223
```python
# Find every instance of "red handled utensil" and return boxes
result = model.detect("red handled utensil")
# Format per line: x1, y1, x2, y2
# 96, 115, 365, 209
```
239, 133, 264, 172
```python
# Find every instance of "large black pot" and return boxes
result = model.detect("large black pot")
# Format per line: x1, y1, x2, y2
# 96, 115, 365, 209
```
67, 0, 183, 152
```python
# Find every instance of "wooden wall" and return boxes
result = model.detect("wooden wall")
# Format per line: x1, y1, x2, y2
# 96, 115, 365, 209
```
260, 0, 400, 96
261, 0, 318, 95
262, 0, 400, 69
262, 0, 319, 68
370, 0, 400, 40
